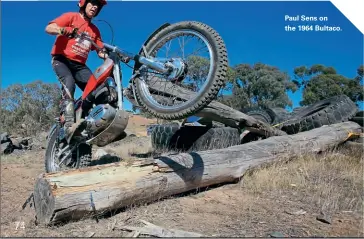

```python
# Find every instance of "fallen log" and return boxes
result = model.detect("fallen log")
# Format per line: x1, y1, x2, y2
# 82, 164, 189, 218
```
127, 78, 287, 137
33, 121, 361, 226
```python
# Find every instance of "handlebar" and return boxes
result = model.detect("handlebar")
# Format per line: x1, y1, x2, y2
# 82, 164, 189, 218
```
73, 30, 136, 60
72, 29, 170, 74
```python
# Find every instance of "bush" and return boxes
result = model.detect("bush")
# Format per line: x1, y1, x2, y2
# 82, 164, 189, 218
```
1, 80, 61, 137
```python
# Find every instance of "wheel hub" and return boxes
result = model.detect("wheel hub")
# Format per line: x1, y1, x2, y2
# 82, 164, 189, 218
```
165, 58, 188, 81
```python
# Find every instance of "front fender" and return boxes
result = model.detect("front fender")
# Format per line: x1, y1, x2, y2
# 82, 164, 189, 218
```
132, 22, 171, 76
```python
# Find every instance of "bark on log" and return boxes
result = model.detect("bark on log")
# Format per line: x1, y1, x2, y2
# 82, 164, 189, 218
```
33, 121, 361, 226
130, 77, 287, 137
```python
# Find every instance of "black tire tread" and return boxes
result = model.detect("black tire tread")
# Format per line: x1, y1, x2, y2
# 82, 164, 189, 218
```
267, 107, 292, 125
241, 107, 273, 125
279, 95, 358, 134
151, 124, 240, 152
189, 127, 240, 151
151, 123, 181, 151
134, 21, 228, 120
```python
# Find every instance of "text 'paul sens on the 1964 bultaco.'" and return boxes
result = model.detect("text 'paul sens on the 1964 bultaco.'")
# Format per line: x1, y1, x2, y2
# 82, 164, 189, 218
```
284, 15, 342, 32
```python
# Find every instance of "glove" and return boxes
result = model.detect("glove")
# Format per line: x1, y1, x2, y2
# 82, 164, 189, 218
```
59, 27, 78, 38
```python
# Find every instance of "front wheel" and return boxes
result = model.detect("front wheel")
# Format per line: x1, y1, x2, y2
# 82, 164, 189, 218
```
44, 125, 92, 173
133, 21, 228, 120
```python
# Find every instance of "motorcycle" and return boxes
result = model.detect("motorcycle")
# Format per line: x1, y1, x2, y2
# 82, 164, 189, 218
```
45, 21, 228, 172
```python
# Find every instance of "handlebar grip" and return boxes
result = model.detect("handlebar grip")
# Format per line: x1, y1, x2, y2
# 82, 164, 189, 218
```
70, 28, 79, 38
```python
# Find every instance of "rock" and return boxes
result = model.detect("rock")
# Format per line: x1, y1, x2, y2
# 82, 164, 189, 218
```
316, 212, 332, 224
94, 149, 109, 159
6, 136, 33, 152
11, 139, 23, 150
19, 137, 30, 146
0, 132, 11, 144
1, 142, 14, 155
269, 232, 286, 238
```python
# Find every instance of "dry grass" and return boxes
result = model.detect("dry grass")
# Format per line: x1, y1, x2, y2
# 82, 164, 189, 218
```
1, 132, 363, 237
241, 146, 363, 214
107, 144, 364, 237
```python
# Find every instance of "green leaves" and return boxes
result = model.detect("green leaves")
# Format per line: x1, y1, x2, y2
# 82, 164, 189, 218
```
0, 80, 61, 136
293, 64, 363, 106
222, 62, 297, 110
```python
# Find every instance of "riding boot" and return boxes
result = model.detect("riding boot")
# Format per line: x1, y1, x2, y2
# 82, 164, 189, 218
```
62, 100, 86, 143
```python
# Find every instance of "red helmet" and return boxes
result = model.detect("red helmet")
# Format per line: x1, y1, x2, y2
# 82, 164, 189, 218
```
78, 0, 107, 17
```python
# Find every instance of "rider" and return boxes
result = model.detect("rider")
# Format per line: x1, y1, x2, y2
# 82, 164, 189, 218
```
45, 0, 108, 143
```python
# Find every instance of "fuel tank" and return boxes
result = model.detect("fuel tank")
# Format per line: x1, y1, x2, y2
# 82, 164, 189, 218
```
82, 58, 114, 100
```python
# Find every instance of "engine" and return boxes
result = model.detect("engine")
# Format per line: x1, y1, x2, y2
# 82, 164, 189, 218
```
85, 104, 117, 135
80, 77, 120, 136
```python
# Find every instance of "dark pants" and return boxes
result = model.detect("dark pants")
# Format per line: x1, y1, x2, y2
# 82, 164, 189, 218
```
51, 54, 93, 101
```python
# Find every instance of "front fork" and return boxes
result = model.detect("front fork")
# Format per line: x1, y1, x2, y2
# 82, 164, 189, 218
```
113, 62, 123, 110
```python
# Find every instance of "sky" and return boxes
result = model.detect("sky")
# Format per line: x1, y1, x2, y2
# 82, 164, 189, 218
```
1, 1, 363, 111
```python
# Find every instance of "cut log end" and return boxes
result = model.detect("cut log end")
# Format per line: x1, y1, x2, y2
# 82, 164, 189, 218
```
34, 176, 56, 225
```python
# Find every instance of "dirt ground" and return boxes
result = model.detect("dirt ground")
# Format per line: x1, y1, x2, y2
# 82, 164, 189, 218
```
1, 118, 363, 237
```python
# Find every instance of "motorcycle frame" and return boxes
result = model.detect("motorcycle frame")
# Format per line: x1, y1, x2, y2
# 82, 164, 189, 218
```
71, 36, 179, 123
76, 42, 171, 109
48, 27, 181, 141
47, 23, 179, 143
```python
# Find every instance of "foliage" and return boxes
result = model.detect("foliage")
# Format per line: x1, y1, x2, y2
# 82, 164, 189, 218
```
218, 63, 298, 110
0, 80, 61, 136
179, 56, 298, 110
2, 60, 361, 136
293, 64, 363, 106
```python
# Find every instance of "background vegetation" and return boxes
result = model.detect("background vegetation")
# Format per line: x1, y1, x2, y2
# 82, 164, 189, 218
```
1, 63, 362, 136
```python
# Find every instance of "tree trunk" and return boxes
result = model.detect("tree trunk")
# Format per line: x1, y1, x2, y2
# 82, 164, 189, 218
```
33, 121, 362, 225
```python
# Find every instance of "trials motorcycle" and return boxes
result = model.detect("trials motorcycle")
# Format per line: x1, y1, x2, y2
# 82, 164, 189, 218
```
45, 21, 228, 172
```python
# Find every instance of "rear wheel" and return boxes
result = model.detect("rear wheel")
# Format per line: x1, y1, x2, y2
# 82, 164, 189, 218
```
134, 21, 228, 120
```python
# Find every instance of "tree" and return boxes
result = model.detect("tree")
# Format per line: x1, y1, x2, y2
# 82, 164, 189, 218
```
0, 80, 61, 136
355, 64, 363, 82
221, 63, 298, 110
293, 64, 363, 106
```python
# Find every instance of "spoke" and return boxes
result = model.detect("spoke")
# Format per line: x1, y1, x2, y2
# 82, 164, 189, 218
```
185, 45, 209, 58
177, 36, 185, 59
165, 39, 173, 58
141, 30, 212, 109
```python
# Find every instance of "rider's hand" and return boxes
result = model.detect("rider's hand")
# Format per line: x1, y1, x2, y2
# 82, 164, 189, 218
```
59, 27, 77, 38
